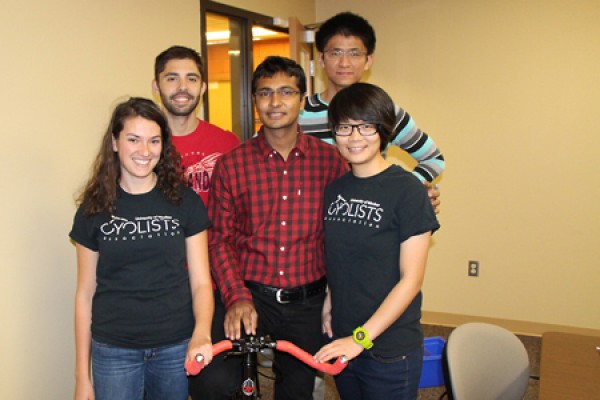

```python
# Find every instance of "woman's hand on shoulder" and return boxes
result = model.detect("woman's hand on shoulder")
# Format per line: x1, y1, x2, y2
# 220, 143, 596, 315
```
423, 181, 440, 214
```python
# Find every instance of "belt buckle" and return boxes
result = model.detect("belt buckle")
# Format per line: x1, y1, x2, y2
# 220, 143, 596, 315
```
275, 289, 291, 304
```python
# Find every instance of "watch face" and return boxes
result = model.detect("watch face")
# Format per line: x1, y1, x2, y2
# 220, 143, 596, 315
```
356, 331, 365, 340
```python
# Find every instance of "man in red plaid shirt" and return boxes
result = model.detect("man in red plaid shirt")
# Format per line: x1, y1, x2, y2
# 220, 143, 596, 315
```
188, 56, 348, 400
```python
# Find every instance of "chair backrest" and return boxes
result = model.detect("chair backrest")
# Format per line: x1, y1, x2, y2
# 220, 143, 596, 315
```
446, 322, 530, 400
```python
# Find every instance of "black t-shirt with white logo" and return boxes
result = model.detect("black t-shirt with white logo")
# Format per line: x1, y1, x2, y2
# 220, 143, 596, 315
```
323, 165, 439, 356
70, 186, 211, 348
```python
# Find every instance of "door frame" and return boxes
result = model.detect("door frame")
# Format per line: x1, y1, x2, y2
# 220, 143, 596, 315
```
200, 1, 288, 140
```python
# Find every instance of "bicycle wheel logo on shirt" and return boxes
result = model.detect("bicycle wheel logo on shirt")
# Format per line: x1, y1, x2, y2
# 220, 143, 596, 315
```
100, 215, 182, 241
325, 194, 383, 228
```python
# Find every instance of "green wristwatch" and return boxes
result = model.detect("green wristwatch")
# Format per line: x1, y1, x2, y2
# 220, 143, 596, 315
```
352, 326, 374, 350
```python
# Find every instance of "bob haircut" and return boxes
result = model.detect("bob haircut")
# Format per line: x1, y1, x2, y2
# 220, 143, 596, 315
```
154, 45, 204, 82
251, 56, 307, 95
328, 83, 395, 152
77, 97, 183, 215
315, 12, 376, 55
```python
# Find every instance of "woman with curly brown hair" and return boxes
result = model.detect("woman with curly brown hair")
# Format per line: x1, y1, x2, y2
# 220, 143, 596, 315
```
70, 97, 214, 400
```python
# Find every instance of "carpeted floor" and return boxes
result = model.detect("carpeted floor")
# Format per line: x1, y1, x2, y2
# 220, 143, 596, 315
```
258, 324, 541, 399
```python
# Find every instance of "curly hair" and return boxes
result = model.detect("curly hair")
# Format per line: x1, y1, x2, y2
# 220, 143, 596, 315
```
77, 97, 183, 215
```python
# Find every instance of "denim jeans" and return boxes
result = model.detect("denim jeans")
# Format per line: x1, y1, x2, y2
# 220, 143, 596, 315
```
334, 345, 423, 400
92, 338, 190, 400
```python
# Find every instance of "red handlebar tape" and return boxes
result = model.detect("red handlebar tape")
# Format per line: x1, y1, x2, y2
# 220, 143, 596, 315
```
184, 339, 347, 376
185, 340, 233, 375
275, 340, 347, 375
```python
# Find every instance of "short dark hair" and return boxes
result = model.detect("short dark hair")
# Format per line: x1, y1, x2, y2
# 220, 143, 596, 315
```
251, 56, 306, 95
154, 46, 204, 82
316, 12, 376, 54
328, 83, 395, 152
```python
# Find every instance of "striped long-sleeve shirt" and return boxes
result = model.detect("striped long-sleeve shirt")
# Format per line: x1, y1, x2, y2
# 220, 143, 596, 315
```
299, 93, 445, 182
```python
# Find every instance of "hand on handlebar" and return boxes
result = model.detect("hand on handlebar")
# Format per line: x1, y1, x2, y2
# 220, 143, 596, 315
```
185, 334, 214, 376
185, 340, 233, 375
276, 340, 347, 375
224, 301, 258, 340
184, 337, 347, 376
314, 336, 363, 365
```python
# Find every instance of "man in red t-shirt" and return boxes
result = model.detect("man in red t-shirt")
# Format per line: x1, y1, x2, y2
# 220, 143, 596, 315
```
153, 47, 240, 400
153, 46, 240, 205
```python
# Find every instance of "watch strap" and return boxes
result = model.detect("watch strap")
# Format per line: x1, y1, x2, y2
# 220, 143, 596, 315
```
352, 326, 374, 350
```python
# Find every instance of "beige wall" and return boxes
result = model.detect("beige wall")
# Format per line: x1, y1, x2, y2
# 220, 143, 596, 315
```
216, 0, 315, 25
317, 0, 600, 329
0, 0, 199, 398
2, 0, 598, 398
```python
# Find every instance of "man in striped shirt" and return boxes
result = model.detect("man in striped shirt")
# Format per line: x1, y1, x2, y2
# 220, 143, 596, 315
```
300, 12, 445, 201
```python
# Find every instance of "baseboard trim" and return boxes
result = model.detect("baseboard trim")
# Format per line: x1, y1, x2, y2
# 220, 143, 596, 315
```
422, 311, 600, 337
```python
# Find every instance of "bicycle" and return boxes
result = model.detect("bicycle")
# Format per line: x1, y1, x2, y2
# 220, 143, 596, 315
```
185, 335, 348, 399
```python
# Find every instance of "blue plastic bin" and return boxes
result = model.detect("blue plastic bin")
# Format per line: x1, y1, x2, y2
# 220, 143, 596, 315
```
418, 336, 446, 388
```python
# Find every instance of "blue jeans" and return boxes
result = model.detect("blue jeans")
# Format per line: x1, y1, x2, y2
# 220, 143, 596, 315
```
92, 338, 189, 400
334, 345, 423, 400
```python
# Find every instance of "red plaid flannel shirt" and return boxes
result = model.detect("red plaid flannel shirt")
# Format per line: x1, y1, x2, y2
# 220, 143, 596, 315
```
208, 128, 348, 308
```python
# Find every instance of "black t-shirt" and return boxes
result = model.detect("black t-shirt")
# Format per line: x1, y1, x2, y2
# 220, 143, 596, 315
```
323, 165, 440, 356
70, 186, 211, 348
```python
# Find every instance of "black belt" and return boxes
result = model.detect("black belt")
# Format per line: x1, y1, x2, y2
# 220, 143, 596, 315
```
245, 277, 327, 304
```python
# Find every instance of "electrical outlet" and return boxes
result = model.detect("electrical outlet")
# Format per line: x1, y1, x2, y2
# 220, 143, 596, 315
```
468, 261, 479, 277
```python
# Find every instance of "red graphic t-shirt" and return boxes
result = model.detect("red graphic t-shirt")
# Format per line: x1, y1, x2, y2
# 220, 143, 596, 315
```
171, 119, 240, 205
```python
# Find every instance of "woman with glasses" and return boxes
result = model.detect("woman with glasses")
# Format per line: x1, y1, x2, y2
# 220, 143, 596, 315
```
314, 83, 440, 400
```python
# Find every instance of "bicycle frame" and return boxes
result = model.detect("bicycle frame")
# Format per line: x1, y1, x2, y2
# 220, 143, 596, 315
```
185, 336, 347, 399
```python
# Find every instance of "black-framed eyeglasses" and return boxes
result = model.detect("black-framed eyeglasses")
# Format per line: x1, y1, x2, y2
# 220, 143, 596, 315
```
253, 88, 301, 99
324, 49, 367, 60
333, 123, 379, 137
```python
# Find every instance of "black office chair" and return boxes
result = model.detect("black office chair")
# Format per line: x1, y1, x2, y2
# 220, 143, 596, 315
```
443, 322, 530, 400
